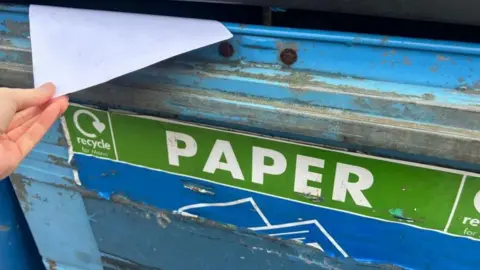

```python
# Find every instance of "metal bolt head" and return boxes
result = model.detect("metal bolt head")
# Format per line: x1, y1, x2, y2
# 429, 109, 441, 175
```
280, 48, 297, 66
219, 42, 234, 58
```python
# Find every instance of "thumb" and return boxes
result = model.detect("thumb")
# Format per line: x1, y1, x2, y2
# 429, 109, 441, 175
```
6, 83, 56, 111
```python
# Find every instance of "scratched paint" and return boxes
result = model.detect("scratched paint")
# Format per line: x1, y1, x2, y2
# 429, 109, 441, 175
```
74, 145, 480, 269
62, 104, 480, 269
109, 61, 480, 129
192, 25, 480, 90
1, 5, 480, 171
65, 106, 472, 230
63, 104, 480, 237
1, 4, 479, 269
83, 198, 396, 270
0, 177, 44, 270
11, 115, 383, 269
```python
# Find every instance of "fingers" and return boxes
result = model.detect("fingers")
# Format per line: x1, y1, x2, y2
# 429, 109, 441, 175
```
7, 96, 60, 132
4, 82, 56, 111
15, 96, 68, 160
7, 106, 43, 132
0, 99, 16, 134
6, 115, 40, 142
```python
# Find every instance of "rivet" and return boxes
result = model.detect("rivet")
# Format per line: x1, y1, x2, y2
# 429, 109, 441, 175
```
218, 42, 234, 58
280, 48, 297, 66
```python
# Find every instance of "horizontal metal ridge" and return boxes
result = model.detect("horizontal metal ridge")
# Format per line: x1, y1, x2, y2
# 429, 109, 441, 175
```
70, 82, 480, 168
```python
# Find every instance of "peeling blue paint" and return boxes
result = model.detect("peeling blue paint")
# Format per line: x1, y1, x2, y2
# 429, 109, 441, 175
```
0, 178, 43, 270
75, 154, 480, 270
1, 4, 480, 270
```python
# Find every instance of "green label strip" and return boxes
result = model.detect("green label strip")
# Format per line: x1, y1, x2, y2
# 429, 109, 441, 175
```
63, 104, 480, 239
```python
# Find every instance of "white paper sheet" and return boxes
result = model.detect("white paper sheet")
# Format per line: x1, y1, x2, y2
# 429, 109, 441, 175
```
29, 5, 232, 97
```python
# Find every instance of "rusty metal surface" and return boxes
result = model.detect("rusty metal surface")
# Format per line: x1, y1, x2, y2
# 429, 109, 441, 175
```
73, 79, 480, 169
0, 176, 44, 270
1, 4, 480, 269
9, 128, 395, 269
0, 6, 479, 171
84, 196, 402, 270
9, 121, 104, 270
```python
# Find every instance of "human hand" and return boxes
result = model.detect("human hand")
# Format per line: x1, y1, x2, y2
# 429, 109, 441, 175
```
0, 83, 69, 179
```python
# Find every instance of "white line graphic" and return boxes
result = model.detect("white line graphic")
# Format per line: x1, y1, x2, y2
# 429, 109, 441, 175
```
107, 113, 119, 161
269, 230, 309, 237
307, 242, 324, 251
444, 175, 467, 232
251, 219, 348, 258
176, 197, 271, 226
176, 197, 348, 257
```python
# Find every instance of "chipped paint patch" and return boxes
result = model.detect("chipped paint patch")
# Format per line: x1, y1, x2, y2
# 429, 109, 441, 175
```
388, 208, 417, 223
1, 19, 29, 37
437, 55, 450, 61
10, 173, 32, 212
183, 182, 215, 195
296, 192, 324, 203
56, 137, 68, 147
101, 252, 161, 270
45, 258, 57, 270
156, 212, 171, 228
47, 155, 71, 168
97, 191, 112, 200
422, 93, 435, 100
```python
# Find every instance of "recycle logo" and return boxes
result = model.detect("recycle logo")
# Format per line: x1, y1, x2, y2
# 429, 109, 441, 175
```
73, 109, 106, 138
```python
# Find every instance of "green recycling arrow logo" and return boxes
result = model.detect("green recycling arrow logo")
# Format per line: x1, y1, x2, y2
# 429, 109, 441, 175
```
73, 109, 106, 138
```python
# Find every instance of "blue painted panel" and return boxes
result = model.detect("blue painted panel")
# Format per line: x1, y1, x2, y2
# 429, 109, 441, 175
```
185, 24, 480, 89
2, 4, 480, 270
0, 178, 43, 270
75, 154, 480, 270
16, 179, 103, 270
127, 64, 480, 129
83, 198, 367, 270
11, 118, 103, 269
